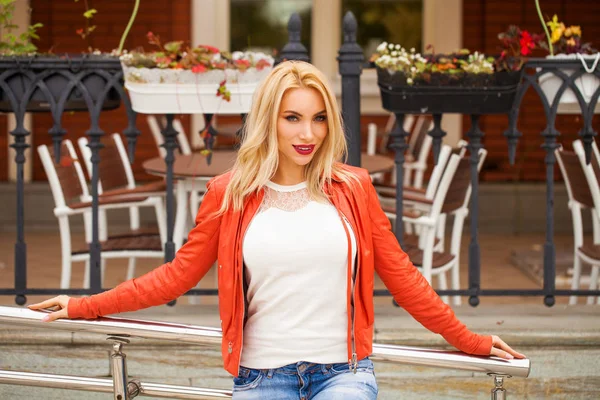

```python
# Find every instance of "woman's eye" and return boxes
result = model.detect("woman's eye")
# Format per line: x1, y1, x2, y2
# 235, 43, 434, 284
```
314, 115, 327, 122
285, 115, 299, 122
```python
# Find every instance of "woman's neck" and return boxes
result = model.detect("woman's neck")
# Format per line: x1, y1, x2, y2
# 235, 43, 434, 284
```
271, 165, 305, 186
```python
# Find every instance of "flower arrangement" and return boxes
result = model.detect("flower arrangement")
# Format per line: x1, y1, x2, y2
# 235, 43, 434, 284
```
371, 42, 498, 86
120, 32, 274, 102
540, 15, 595, 55
495, 25, 545, 71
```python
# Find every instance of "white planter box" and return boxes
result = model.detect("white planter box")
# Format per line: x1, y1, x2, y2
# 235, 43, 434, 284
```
122, 66, 271, 114
538, 54, 600, 114
125, 81, 260, 114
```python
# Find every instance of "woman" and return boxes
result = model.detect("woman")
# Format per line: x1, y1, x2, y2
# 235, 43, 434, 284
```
30, 61, 524, 399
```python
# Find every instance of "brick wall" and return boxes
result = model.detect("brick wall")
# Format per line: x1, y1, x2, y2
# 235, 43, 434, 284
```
463, 0, 600, 182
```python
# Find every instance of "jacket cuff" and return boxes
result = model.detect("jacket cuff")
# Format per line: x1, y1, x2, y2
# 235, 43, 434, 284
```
67, 297, 86, 319
473, 334, 493, 355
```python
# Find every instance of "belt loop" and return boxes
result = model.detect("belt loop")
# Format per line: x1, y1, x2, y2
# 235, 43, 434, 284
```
267, 368, 275, 379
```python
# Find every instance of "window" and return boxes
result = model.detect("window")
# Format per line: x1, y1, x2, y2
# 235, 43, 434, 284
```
230, 0, 312, 55
341, 0, 423, 59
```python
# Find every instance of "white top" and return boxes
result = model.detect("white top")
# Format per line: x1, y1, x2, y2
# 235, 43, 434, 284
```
240, 180, 357, 369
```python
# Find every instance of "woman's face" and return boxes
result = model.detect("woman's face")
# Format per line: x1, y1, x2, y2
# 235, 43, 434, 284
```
276, 87, 328, 173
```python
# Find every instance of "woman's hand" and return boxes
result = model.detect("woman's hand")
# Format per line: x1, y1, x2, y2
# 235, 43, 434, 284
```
490, 335, 526, 360
28, 295, 71, 322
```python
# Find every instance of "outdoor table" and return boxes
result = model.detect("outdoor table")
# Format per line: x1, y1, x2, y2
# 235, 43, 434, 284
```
143, 151, 394, 250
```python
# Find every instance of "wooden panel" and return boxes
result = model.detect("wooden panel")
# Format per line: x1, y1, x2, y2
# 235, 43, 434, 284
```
30, 0, 191, 182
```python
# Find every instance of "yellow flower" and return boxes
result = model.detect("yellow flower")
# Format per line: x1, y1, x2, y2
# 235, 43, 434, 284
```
546, 15, 561, 32
551, 24, 565, 43
564, 27, 572, 37
570, 25, 582, 37
567, 38, 576, 47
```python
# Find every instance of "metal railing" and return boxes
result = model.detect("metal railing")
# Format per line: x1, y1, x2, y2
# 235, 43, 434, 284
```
0, 306, 529, 399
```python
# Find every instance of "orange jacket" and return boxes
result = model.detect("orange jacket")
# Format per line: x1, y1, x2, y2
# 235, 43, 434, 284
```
68, 164, 492, 376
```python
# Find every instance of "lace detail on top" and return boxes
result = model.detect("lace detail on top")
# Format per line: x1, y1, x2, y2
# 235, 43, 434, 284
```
259, 181, 311, 213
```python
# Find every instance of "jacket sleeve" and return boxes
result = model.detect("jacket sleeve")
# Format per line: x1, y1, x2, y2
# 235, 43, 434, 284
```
365, 176, 492, 355
68, 182, 223, 319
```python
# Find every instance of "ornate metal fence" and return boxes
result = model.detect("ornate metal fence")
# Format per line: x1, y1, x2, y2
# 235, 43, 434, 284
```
1, 12, 599, 306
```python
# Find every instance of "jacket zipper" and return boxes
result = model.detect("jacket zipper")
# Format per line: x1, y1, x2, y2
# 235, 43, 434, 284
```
232, 194, 262, 367
338, 209, 358, 374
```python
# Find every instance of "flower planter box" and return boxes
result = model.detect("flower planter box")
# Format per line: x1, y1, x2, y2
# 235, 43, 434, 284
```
538, 54, 600, 114
0, 56, 122, 113
121, 65, 271, 114
376, 68, 523, 114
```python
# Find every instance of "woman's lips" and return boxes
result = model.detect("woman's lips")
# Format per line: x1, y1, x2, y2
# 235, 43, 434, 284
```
293, 144, 315, 155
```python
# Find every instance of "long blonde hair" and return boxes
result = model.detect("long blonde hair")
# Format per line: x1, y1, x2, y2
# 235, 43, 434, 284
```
219, 61, 357, 213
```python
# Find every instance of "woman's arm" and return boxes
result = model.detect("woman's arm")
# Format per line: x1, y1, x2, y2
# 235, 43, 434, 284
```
364, 177, 524, 359
30, 182, 223, 321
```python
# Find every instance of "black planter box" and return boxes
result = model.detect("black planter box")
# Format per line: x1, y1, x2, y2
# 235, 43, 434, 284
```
376, 68, 524, 115
0, 55, 122, 113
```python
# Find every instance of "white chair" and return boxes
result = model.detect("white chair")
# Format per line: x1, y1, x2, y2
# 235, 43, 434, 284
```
570, 140, 600, 304
76, 135, 167, 280
38, 142, 166, 289
390, 149, 487, 305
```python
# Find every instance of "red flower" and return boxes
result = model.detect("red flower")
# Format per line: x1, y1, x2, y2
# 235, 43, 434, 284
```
199, 45, 220, 54
191, 64, 207, 73
519, 31, 534, 56
255, 59, 272, 71
76, 28, 84, 36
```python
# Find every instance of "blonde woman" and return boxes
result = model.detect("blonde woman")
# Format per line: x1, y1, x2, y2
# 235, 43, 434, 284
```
30, 61, 524, 399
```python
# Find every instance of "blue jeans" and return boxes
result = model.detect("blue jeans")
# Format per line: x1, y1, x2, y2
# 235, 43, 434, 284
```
231, 358, 378, 399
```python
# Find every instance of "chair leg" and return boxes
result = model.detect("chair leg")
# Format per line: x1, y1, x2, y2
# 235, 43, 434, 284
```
126, 257, 136, 281
587, 264, 599, 305
438, 272, 449, 304
101, 258, 107, 287
83, 259, 90, 289
570, 254, 582, 305
451, 262, 462, 306
60, 253, 72, 290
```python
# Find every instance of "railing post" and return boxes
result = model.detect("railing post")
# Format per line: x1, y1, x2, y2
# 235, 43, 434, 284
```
161, 114, 178, 263
337, 11, 364, 167
86, 120, 105, 293
10, 109, 29, 305
429, 114, 446, 164
278, 13, 310, 63
108, 336, 137, 400
466, 114, 484, 306
490, 374, 508, 400
388, 113, 409, 246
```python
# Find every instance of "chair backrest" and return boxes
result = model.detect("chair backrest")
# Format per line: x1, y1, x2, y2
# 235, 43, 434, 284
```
427, 153, 462, 219
428, 148, 487, 216
574, 140, 600, 214
78, 134, 133, 193
38, 142, 89, 209
424, 144, 452, 199
147, 115, 192, 158
556, 146, 594, 209
376, 114, 416, 154
408, 115, 433, 161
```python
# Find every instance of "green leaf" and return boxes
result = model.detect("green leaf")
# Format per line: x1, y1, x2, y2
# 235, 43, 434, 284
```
164, 40, 183, 53
83, 9, 97, 19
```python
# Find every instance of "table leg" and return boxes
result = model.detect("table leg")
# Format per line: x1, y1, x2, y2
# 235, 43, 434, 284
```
173, 180, 188, 252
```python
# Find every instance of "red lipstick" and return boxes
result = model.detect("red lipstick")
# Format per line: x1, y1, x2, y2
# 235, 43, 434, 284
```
293, 144, 315, 155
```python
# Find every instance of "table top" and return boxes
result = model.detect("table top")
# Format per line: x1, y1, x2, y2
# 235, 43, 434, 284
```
143, 150, 394, 179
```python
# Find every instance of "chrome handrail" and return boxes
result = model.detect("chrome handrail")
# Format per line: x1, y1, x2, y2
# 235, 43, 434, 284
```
0, 306, 530, 378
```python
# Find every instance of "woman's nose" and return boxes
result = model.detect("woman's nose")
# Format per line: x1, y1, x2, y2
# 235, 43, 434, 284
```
299, 122, 314, 140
